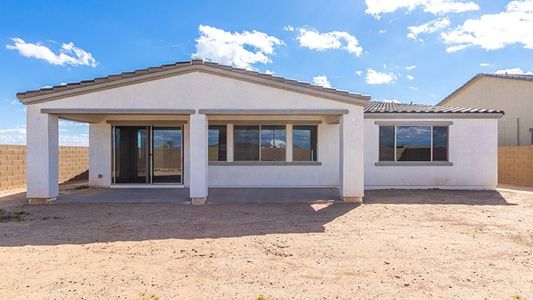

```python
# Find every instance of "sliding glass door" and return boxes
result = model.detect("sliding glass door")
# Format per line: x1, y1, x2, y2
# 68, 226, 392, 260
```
152, 127, 182, 183
112, 125, 182, 184
113, 126, 150, 184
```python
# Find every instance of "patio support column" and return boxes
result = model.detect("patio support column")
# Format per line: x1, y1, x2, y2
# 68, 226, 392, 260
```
189, 112, 208, 205
339, 108, 364, 203
26, 106, 59, 204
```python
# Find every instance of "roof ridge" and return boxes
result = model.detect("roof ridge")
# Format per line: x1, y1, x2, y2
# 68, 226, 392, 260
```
17, 60, 370, 105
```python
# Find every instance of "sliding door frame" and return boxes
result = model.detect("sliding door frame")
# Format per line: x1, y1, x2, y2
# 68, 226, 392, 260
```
111, 124, 184, 186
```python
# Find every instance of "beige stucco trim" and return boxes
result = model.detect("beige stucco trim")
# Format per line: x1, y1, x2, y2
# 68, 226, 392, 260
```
374, 161, 453, 167
209, 161, 322, 166
41, 108, 196, 115
106, 120, 188, 126
208, 120, 322, 125
374, 121, 454, 126
199, 109, 349, 115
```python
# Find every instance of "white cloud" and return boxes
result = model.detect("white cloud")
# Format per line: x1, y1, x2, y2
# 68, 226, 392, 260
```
495, 68, 533, 75
366, 68, 397, 85
355, 70, 363, 76
406, 75, 415, 80
382, 99, 401, 103
284, 25, 295, 32
192, 25, 284, 70
294, 27, 363, 56
379, 29, 387, 34
59, 133, 89, 146
312, 75, 332, 88
442, 0, 533, 52
407, 18, 450, 41
480, 63, 493, 67
406, 65, 417, 70
6, 38, 97, 67
365, 0, 479, 18
265, 70, 275, 75
0, 127, 26, 144
408, 86, 419, 90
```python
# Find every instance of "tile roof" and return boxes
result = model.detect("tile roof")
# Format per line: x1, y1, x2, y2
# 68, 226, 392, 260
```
364, 101, 504, 114
439, 73, 533, 105
17, 60, 370, 104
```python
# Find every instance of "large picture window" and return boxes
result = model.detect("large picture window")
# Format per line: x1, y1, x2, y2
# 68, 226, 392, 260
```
261, 125, 286, 161
208, 125, 227, 161
234, 125, 260, 161
293, 125, 317, 161
234, 125, 287, 161
379, 125, 449, 162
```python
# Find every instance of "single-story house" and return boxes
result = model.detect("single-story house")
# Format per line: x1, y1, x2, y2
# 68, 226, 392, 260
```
17, 60, 503, 204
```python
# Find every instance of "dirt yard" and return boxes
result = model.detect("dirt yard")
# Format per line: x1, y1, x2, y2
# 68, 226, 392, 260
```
0, 188, 532, 299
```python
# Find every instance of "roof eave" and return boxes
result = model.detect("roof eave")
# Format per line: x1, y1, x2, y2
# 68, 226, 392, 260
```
364, 112, 504, 119
16, 62, 370, 107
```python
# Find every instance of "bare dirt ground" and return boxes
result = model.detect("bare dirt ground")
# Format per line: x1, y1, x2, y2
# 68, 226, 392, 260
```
0, 188, 532, 299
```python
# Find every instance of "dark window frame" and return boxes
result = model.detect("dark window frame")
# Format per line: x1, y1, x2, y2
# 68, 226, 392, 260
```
292, 125, 318, 162
208, 125, 227, 162
233, 125, 288, 162
378, 125, 449, 162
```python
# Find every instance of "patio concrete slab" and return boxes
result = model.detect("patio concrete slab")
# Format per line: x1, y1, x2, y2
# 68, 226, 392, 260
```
207, 187, 340, 204
53, 187, 341, 204
55, 188, 190, 204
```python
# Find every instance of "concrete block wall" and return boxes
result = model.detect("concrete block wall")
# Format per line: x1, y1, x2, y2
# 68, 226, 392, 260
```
499, 146, 533, 187
0, 145, 88, 193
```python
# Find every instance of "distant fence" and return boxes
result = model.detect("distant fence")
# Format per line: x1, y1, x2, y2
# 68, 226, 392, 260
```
499, 146, 533, 187
0, 145, 89, 194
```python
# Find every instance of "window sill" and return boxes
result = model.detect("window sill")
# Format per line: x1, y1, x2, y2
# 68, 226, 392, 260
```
374, 161, 453, 167
209, 161, 322, 166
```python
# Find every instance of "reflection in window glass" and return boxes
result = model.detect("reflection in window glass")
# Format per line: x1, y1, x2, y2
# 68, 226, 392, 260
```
379, 126, 395, 161
261, 125, 286, 161
234, 125, 260, 161
396, 126, 431, 161
433, 126, 448, 161
208, 125, 227, 161
293, 126, 317, 161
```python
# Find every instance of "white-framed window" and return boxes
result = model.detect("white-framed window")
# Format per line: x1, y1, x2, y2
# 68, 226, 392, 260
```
379, 125, 449, 162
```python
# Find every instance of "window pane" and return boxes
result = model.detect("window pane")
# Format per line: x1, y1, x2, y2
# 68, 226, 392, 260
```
396, 126, 431, 161
234, 125, 259, 161
261, 125, 286, 161
433, 126, 449, 161
208, 125, 227, 161
379, 126, 395, 161
293, 125, 317, 161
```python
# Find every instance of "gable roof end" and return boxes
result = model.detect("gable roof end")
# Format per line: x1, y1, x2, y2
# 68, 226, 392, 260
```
439, 73, 533, 106
16, 60, 370, 106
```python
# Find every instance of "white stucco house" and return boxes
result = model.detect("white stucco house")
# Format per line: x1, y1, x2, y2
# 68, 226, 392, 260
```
17, 60, 504, 204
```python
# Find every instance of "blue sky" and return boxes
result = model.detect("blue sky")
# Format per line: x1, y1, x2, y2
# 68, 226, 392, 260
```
1, 0, 532, 145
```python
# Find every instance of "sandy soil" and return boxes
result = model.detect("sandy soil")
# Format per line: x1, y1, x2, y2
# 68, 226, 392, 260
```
0, 189, 532, 299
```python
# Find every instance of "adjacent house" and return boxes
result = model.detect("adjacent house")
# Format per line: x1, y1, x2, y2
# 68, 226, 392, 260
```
17, 60, 503, 204
439, 73, 533, 146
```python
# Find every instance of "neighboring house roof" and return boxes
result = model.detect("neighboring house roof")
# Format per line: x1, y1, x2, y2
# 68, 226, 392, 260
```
16, 60, 370, 106
364, 101, 504, 115
439, 73, 533, 106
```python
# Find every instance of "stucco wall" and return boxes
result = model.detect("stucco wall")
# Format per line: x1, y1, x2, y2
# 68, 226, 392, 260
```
0, 145, 88, 193
442, 77, 533, 146
40, 71, 363, 189
364, 118, 499, 189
